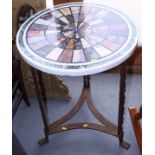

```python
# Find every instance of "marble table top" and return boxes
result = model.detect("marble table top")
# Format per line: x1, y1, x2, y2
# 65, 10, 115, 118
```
16, 2, 138, 76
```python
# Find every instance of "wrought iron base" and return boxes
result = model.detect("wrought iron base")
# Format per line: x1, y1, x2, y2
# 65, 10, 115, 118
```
31, 66, 130, 150
31, 60, 130, 149
45, 76, 129, 149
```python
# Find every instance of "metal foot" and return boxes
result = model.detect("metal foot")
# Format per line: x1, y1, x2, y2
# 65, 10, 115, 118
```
120, 141, 130, 150
38, 137, 49, 146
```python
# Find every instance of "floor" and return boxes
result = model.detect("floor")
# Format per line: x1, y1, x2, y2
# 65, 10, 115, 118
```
13, 73, 142, 155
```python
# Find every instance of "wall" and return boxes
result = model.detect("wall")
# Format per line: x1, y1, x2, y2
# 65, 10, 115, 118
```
13, 0, 46, 37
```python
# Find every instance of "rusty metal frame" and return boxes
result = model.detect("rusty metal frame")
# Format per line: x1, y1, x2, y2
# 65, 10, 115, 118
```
31, 62, 130, 149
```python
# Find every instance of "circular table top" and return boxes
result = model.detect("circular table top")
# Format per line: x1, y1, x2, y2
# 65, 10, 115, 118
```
16, 2, 138, 76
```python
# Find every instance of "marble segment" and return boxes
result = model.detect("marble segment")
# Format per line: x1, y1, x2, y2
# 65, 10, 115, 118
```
80, 27, 92, 36
80, 23, 89, 30
29, 40, 49, 51
52, 10, 63, 18
60, 8, 71, 16
59, 16, 70, 24
48, 22, 61, 28
71, 7, 80, 14
29, 24, 46, 31
27, 30, 44, 37
107, 35, 126, 44
78, 14, 86, 23
46, 47, 63, 60
46, 29, 62, 37
58, 49, 73, 62
27, 35, 46, 44
63, 24, 74, 30
74, 39, 83, 50
66, 39, 75, 49
35, 44, 55, 57
78, 22, 85, 28
81, 38, 90, 48
83, 15, 92, 23
45, 29, 60, 35
88, 34, 103, 43
45, 33, 61, 42
80, 29, 91, 37
84, 47, 99, 62
108, 30, 129, 39
103, 12, 126, 25
94, 44, 112, 57
80, 6, 90, 14
88, 7, 99, 16
93, 25, 109, 33
75, 23, 78, 28
90, 23, 109, 30
89, 19, 104, 26
58, 38, 70, 49
109, 23, 128, 31
101, 39, 121, 51
72, 14, 79, 23
96, 9, 109, 18
75, 33, 79, 39
90, 31, 108, 40
53, 37, 67, 46
55, 18, 66, 26
85, 37, 97, 46
63, 31, 74, 38
73, 49, 86, 62
41, 13, 53, 20
35, 18, 51, 26
66, 15, 74, 24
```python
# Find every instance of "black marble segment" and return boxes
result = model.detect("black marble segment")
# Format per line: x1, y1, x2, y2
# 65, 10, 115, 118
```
72, 14, 79, 23
55, 18, 66, 27
65, 15, 75, 25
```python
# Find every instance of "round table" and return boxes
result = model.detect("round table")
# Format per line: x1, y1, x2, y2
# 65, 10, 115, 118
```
16, 2, 138, 150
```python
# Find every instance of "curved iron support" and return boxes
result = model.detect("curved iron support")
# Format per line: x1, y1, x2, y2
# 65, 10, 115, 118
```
49, 122, 117, 136
49, 87, 85, 129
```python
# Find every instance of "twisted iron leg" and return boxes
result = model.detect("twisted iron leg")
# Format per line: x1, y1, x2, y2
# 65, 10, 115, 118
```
36, 70, 47, 104
118, 63, 130, 149
30, 67, 49, 145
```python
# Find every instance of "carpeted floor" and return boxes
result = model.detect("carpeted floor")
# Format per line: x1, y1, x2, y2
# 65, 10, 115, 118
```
13, 73, 142, 155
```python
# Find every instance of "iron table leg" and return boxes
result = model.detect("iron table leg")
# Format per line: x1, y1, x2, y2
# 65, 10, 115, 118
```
30, 67, 49, 145
118, 62, 130, 149
36, 70, 47, 104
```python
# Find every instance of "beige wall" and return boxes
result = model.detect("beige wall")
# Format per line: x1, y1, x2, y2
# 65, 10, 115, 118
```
12, 0, 46, 37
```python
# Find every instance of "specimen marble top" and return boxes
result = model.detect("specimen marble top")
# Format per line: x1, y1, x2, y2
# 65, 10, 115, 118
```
16, 2, 138, 76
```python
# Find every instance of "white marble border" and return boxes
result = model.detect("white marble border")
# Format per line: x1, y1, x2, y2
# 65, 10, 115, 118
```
16, 2, 138, 76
